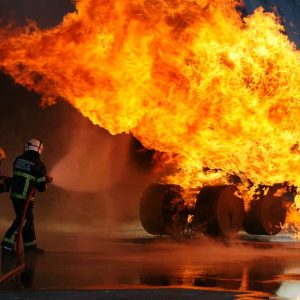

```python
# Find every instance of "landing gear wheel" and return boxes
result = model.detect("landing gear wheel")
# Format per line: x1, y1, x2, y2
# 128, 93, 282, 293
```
243, 185, 287, 235
139, 184, 185, 236
195, 185, 245, 238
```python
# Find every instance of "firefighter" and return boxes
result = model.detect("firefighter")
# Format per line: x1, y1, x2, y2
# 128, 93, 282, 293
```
0, 147, 12, 193
1, 139, 52, 255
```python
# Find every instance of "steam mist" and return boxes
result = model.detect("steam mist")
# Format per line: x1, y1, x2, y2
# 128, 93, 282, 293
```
45, 112, 155, 230
51, 123, 131, 192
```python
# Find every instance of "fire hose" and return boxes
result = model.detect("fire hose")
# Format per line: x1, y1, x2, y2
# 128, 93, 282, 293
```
0, 176, 53, 284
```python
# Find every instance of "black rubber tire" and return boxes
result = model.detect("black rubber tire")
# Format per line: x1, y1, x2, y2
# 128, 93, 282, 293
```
195, 185, 245, 238
139, 184, 183, 235
243, 186, 287, 235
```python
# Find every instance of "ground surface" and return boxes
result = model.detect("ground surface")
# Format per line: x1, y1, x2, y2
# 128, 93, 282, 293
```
0, 232, 300, 299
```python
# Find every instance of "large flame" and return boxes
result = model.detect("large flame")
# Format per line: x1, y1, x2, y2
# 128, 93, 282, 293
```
1, 0, 300, 227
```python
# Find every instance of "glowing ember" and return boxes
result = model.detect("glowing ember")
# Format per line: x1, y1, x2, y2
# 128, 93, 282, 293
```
0, 1, 300, 228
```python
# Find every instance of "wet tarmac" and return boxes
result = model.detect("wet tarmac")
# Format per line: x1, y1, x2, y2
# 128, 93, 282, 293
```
0, 231, 300, 300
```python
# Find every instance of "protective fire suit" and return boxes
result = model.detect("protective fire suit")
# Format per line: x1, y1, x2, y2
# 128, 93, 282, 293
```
1, 150, 48, 252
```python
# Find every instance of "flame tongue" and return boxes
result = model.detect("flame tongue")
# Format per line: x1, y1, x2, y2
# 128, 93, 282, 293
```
1, 0, 300, 190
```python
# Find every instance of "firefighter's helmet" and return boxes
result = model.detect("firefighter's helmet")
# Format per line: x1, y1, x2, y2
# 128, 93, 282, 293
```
25, 139, 44, 155
0, 147, 6, 160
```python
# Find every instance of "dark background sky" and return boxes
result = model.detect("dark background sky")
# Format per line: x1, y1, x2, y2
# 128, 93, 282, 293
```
0, 0, 74, 28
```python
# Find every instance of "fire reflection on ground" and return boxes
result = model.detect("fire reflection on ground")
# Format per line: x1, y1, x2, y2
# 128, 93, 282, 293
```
0, 232, 299, 299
